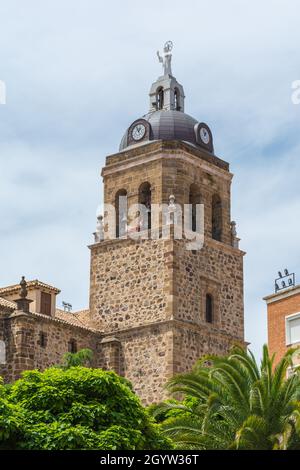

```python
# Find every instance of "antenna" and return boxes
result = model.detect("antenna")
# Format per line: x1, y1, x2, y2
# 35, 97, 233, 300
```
62, 301, 72, 313
275, 269, 295, 293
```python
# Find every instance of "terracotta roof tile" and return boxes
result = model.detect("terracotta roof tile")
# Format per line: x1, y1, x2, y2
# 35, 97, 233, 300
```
0, 280, 60, 296
0, 297, 17, 311
55, 309, 92, 329
30, 310, 97, 333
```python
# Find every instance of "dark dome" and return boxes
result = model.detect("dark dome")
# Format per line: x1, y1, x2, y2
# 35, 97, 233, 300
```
120, 110, 200, 151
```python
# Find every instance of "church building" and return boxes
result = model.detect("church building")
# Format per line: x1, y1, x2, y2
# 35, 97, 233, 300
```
0, 43, 245, 404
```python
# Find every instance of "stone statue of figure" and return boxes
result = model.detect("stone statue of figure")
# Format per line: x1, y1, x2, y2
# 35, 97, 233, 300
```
230, 221, 240, 249
157, 41, 173, 76
94, 215, 104, 243
19, 276, 28, 299
168, 194, 176, 212
167, 194, 177, 225
230, 221, 237, 238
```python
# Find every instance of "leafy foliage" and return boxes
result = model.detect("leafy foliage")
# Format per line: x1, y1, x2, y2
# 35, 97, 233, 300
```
152, 345, 300, 450
0, 366, 172, 450
59, 348, 93, 369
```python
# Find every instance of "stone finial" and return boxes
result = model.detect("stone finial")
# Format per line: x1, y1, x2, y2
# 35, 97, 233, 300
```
16, 276, 32, 313
19, 276, 28, 299
230, 221, 237, 238
166, 194, 177, 227
230, 221, 240, 249
94, 214, 104, 243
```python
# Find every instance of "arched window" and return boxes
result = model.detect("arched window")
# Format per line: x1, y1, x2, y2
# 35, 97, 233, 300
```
157, 87, 164, 110
189, 184, 201, 232
205, 294, 213, 323
212, 194, 222, 241
0, 340, 6, 364
174, 88, 180, 111
115, 189, 128, 238
139, 182, 152, 230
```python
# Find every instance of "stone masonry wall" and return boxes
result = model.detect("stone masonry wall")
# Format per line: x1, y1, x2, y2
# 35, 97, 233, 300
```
110, 323, 174, 404
173, 321, 238, 375
86, 140, 245, 403
104, 153, 163, 210
0, 313, 35, 383
89, 237, 173, 332
160, 156, 232, 245
103, 141, 233, 246
0, 312, 100, 383
32, 316, 99, 371
174, 237, 244, 339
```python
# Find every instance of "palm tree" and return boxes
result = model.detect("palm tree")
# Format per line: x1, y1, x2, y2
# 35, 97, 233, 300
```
154, 345, 300, 450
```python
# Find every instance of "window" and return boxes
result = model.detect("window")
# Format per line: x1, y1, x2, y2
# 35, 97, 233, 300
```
206, 294, 213, 323
40, 292, 51, 316
212, 194, 222, 241
0, 340, 6, 364
68, 339, 77, 353
189, 184, 202, 232
139, 182, 151, 230
115, 189, 127, 238
157, 87, 164, 110
174, 88, 180, 111
39, 331, 47, 348
286, 313, 300, 345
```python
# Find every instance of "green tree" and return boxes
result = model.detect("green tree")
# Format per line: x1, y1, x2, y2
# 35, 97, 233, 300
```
153, 345, 300, 450
60, 348, 93, 369
0, 366, 172, 450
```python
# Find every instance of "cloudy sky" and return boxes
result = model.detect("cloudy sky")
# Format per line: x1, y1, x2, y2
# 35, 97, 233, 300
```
0, 0, 299, 359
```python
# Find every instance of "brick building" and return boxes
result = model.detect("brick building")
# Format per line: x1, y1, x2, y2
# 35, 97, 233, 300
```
0, 45, 246, 403
264, 272, 300, 370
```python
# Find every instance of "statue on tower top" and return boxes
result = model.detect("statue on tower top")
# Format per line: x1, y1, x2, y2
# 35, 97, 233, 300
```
19, 276, 28, 299
157, 41, 173, 76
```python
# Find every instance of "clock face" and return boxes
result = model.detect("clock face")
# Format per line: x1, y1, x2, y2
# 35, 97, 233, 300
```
200, 127, 210, 145
132, 123, 146, 141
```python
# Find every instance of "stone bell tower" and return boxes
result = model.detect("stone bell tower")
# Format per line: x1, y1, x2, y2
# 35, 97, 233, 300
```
89, 42, 245, 404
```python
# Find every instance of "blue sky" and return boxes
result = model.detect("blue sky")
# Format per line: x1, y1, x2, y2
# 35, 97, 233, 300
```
0, 0, 299, 359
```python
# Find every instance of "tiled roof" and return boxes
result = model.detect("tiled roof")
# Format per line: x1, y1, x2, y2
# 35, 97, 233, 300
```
30, 310, 98, 333
0, 280, 61, 296
55, 308, 91, 329
0, 297, 17, 311
0, 294, 97, 332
